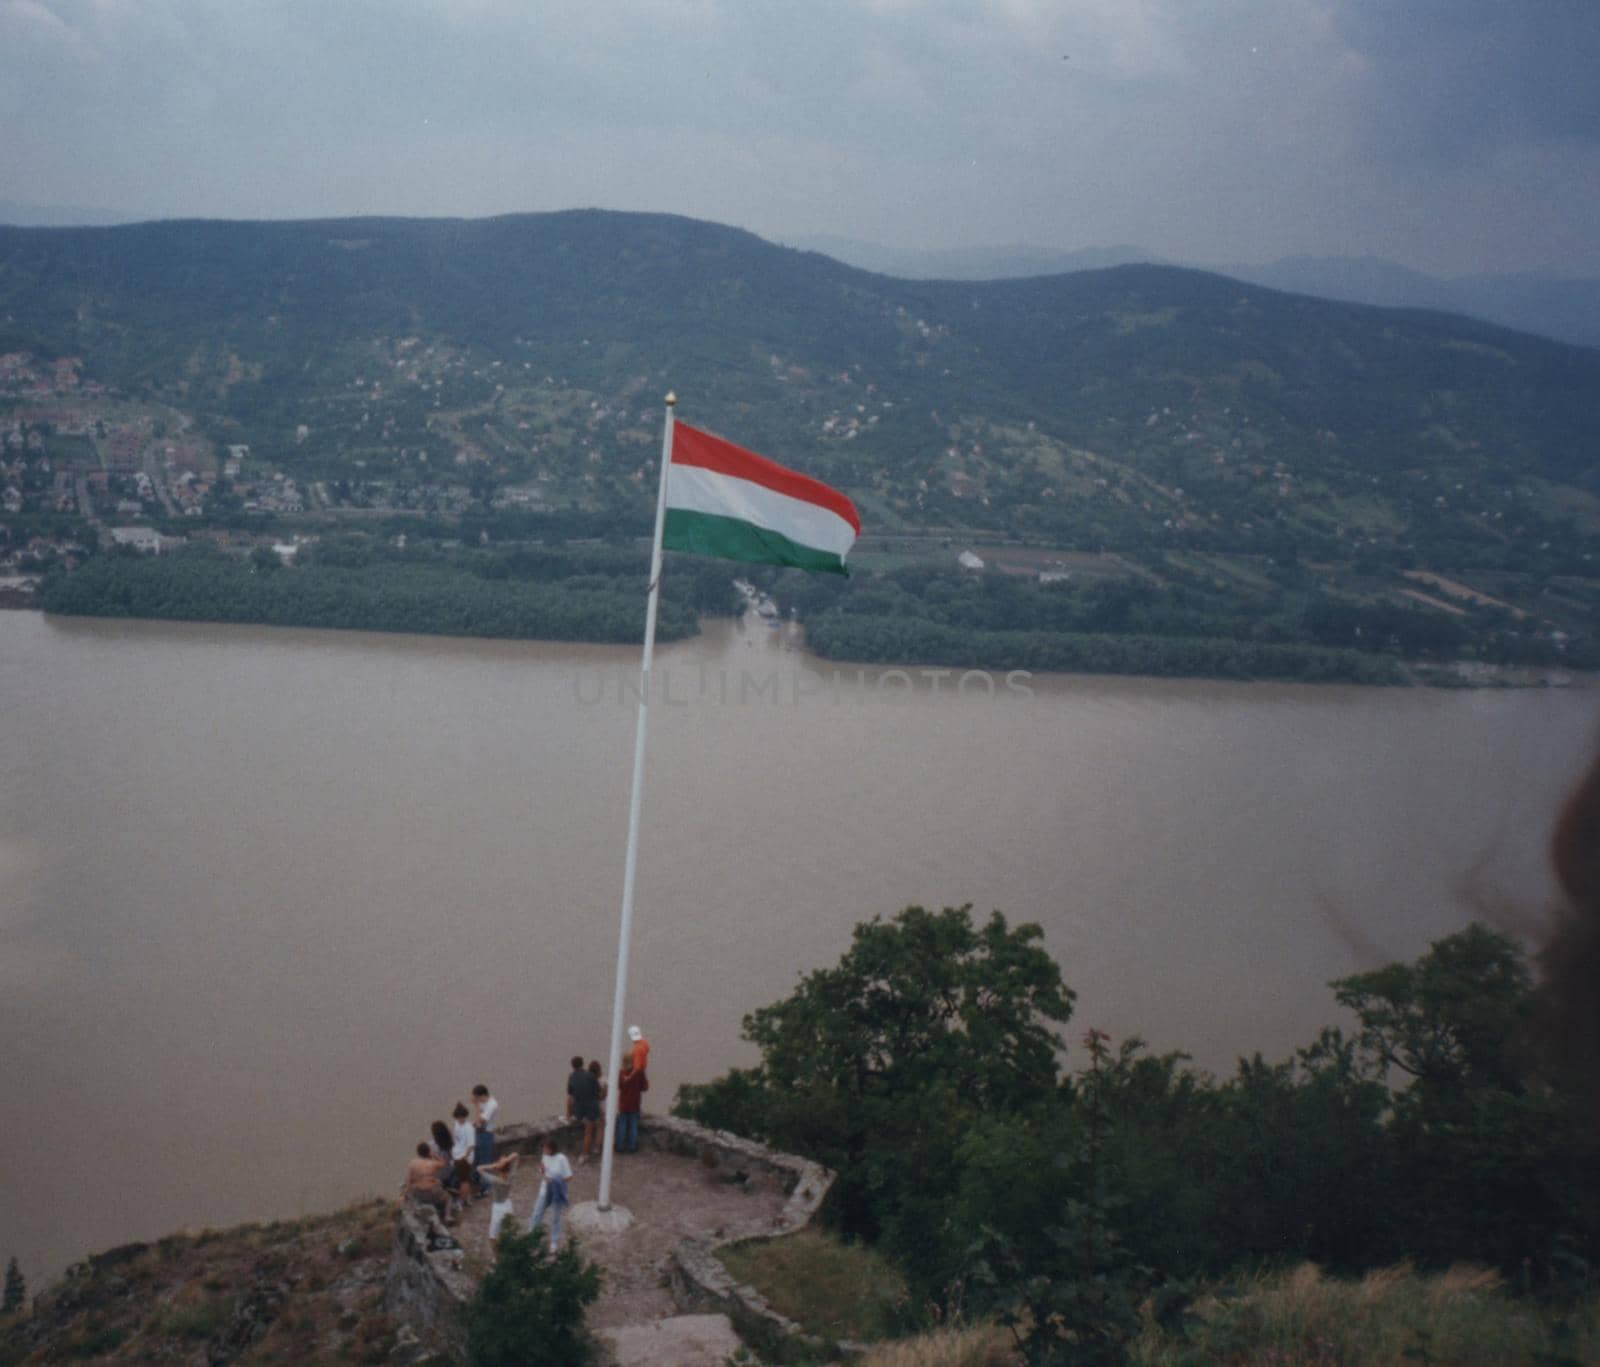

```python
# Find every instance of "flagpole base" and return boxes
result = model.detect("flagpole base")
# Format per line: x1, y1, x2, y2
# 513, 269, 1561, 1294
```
568, 1201, 635, 1236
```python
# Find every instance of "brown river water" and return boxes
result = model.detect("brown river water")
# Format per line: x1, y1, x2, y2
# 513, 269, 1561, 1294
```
2, 608, 1596, 1286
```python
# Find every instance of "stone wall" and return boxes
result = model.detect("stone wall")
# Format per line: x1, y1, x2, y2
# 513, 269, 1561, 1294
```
654, 1116, 864, 1361
382, 1202, 475, 1362
382, 1113, 842, 1361
381, 1114, 583, 1357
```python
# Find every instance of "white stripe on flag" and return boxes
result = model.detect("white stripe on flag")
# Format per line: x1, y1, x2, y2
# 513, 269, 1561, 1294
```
668, 463, 857, 558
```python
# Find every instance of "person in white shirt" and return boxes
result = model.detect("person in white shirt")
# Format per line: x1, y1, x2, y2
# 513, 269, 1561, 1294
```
526, 1137, 573, 1249
451, 1102, 488, 1197
472, 1084, 499, 1166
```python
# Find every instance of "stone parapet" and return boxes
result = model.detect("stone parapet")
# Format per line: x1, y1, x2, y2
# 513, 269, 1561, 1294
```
654, 1115, 864, 1361
383, 1112, 845, 1361
382, 1202, 475, 1361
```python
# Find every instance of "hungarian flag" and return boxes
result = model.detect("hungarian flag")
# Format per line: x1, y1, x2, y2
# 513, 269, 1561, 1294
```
664, 423, 860, 575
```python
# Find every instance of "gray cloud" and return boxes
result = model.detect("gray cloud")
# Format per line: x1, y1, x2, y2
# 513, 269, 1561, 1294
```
1332, 0, 1600, 162
0, 0, 1595, 276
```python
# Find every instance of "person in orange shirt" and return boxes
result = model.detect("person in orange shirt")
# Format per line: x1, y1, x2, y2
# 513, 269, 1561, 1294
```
627, 1024, 650, 1074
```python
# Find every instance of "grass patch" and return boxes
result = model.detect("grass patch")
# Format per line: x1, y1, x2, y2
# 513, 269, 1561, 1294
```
855, 1323, 1016, 1366
155, 1286, 230, 1340
1130, 1262, 1600, 1365
716, 1228, 911, 1342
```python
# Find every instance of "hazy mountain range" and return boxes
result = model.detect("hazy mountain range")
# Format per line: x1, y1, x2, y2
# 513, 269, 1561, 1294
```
789, 236, 1600, 351
2, 209, 1597, 584
4, 197, 1594, 351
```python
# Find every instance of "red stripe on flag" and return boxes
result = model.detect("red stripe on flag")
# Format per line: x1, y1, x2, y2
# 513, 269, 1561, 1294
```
671, 423, 861, 534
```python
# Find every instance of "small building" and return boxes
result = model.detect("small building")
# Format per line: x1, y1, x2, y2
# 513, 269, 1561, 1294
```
110, 527, 166, 554
957, 549, 985, 572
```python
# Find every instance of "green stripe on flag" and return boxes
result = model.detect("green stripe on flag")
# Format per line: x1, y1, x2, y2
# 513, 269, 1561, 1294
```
663, 508, 849, 576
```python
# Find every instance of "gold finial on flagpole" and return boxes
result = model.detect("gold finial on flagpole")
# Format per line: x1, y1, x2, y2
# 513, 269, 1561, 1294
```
665, 391, 677, 407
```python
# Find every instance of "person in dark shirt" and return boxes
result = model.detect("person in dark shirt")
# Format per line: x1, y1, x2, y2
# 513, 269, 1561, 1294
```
566, 1054, 602, 1163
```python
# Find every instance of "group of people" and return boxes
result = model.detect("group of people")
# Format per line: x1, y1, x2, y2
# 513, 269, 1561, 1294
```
400, 1083, 506, 1229
565, 1024, 651, 1163
398, 1025, 652, 1252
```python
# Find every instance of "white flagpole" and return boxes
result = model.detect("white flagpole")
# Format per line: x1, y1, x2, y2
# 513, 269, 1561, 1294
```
597, 391, 675, 1213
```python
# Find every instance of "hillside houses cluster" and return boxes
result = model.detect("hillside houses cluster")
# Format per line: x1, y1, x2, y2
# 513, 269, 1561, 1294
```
0, 529, 90, 594
2, 432, 50, 516
0, 353, 107, 401
241, 471, 304, 514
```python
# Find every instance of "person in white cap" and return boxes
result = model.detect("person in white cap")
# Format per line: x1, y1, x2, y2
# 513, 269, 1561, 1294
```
626, 1024, 650, 1075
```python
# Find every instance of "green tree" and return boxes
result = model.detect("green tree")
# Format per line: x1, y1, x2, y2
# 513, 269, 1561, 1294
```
3, 1256, 23, 1314
1333, 923, 1593, 1272
1334, 922, 1532, 1093
971, 1029, 1146, 1366
464, 1228, 601, 1366
676, 904, 1074, 1270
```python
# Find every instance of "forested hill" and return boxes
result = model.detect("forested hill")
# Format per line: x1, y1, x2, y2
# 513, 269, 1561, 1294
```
2, 209, 1599, 575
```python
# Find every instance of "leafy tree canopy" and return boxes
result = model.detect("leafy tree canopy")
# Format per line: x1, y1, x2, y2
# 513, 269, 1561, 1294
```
746, 903, 1075, 1107
1333, 921, 1533, 1093
465, 1229, 601, 1367
677, 904, 1073, 1245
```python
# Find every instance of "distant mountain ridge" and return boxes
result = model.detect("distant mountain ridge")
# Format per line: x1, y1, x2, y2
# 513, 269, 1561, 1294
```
784, 235, 1168, 281
1221, 256, 1600, 352
792, 235, 1600, 351
7, 204, 1592, 348
1, 209, 1597, 581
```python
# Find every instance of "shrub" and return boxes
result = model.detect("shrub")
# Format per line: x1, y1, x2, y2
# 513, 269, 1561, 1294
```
2, 1258, 23, 1315
464, 1228, 601, 1366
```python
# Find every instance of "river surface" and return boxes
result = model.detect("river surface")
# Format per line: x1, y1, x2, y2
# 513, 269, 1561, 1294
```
2, 608, 1596, 1285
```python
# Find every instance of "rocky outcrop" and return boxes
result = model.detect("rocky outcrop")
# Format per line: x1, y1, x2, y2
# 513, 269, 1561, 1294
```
382, 1204, 475, 1359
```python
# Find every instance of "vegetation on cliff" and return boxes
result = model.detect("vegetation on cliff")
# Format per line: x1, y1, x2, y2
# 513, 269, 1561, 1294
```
0, 1201, 403, 1365
676, 907, 1600, 1363
6, 908, 1596, 1363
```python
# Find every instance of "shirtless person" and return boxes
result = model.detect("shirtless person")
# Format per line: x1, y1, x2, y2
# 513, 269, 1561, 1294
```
401, 1142, 451, 1224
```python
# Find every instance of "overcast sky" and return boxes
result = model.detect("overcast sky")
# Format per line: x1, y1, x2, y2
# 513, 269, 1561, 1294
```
2, 0, 1597, 277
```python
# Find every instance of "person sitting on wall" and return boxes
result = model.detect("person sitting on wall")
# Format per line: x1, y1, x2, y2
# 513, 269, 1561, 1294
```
401, 1141, 452, 1224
